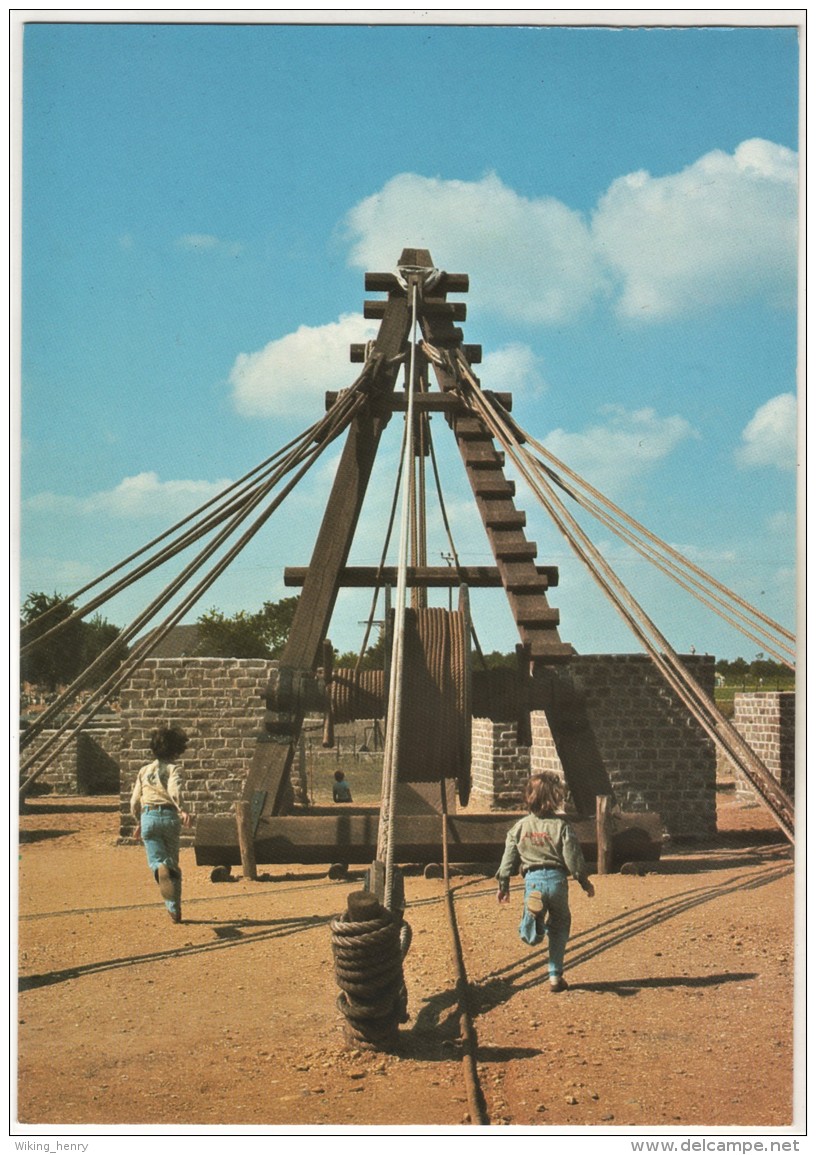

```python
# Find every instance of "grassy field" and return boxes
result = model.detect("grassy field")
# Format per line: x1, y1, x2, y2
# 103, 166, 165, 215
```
299, 720, 385, 804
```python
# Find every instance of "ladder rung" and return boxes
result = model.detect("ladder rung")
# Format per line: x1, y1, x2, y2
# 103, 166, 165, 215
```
488, 530, 538, 560
481, 502, 526, 529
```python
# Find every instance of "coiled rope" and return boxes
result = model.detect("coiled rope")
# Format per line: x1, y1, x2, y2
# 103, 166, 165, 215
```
330, 891, 408, 1051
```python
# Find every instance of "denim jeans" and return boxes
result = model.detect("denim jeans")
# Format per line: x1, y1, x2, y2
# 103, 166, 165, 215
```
519, 867, 572, 978
141, 808, 182, 914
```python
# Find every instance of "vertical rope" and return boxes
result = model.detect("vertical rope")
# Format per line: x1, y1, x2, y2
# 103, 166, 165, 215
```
377, 279, 420, 910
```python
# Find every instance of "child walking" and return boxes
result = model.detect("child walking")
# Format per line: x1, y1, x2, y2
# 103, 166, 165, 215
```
496, 772, 595, 992
131, 724, 192, 924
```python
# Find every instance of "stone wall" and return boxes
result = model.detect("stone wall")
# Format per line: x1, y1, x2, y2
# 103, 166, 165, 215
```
530, 710, 564, 777
471, 654, 718, 838
471, 718, 530, 808
118, 658, 275, 841
564, 654, 717, 837
22, 725, 120, 795
725, 692, 795, 805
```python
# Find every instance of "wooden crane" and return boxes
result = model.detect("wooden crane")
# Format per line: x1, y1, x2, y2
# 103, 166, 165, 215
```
194, 248, 662, 874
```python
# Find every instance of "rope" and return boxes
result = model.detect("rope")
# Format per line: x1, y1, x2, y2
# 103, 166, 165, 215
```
21, 362, 379, 649
474, 381, 795, 663
329, 669, 385, 723
425, 420, 488, 670
19, 433, 309, 649
377, 280, 420, 910
398, 608, 470, 784
352, 410, 408, 674
330, 893, 408, 1051
19, 385, 371, 790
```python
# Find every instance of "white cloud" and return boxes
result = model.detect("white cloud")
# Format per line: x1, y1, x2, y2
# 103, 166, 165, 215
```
593, 139, 798, 319
228, 313, 378, 418
341, 140, 797, 327
735, 393, 798, 470
479, 344, 547, 395
25, 471, 233, 520
541, 405, 698, 494
343, 171, 601, 324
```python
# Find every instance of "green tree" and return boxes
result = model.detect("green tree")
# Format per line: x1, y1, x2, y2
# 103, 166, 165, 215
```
82, 614, 129, 685
195, 596, 299, 659
481, 650, 518, 670
20, 592, 125, 690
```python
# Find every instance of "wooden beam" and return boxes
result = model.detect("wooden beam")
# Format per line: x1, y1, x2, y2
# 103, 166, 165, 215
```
237, 290, 414, 818
283, 565, 559, 589
236, 799, 258, 880
326, 388, 506, 411
193, 808, 663, 869
349, 342, 482, 364
596, 794, 614, 875
364, 271, 469, 293
364, 298, 467, 322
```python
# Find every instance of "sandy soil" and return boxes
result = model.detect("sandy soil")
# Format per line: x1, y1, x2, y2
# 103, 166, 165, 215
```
15, 790, 797, 1132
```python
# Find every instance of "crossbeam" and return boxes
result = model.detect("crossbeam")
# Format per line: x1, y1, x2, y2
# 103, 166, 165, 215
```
283, 565, 559, 589
325, 390, 509, 411
194, 809, 662, 869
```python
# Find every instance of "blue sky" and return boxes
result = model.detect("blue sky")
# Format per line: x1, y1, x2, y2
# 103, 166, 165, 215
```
19, 18, 800, 662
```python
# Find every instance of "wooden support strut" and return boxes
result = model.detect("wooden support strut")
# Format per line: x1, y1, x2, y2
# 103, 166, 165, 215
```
194, 247, 618, 871
411, 264, 573, 664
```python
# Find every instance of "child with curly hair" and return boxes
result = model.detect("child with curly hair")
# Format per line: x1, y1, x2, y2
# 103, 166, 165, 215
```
130, 724, 192, 924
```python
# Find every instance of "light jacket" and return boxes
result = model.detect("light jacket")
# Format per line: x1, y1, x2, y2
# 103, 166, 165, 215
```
496, 813, 590, 886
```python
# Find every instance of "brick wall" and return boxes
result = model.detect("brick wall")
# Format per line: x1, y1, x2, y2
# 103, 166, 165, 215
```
118, 658, 275, 841
530, 711, 564, 776
572, 654, 716, 836
471, 718, 530, 809
23, 725, 121, 795
725, 692, 795, 805
472, 654, 718, 838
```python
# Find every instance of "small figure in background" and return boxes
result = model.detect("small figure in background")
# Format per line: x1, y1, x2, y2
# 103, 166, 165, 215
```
333, 769, 353, 803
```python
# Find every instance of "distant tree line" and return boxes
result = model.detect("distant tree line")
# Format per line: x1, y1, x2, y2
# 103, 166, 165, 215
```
23, 587, 793, 695
194, 596, 300, 659
715, 656, 794, 685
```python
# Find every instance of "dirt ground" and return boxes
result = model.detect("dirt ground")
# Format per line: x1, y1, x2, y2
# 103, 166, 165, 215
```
15, 787, 798, 1133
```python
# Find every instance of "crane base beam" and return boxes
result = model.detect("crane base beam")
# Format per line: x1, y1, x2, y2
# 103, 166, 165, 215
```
193, 808, 662, 870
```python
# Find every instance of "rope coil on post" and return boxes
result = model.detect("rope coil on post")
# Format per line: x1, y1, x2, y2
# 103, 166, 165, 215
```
331, 891, 408, 1051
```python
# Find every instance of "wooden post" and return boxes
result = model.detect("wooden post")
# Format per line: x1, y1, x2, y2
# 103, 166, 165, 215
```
235, 799, 257, 880
596, 794, 613, 875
